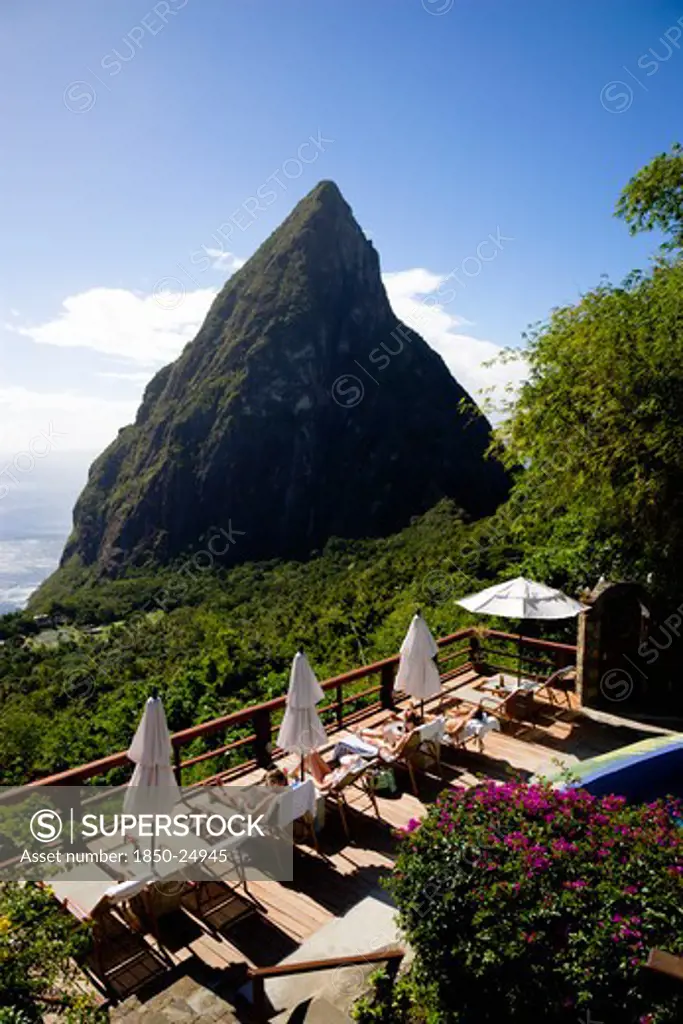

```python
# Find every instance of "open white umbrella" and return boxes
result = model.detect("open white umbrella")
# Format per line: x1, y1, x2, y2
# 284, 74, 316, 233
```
457, 576, 586, 620
277, 651, 327, 779
124, 694, 181, 862
457, 576, 586, 684
394, 611, 441, 713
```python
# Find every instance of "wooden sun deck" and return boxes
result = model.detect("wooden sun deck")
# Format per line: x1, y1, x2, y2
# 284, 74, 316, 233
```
161, 667, 657, 968
32, 632, 669, 1020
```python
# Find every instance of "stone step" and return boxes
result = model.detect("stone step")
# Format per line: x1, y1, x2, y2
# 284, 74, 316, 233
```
272, 996, 353, 1023
238, 891, 399, 1018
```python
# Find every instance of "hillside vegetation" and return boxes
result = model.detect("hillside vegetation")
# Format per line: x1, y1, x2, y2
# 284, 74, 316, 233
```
0, 501, 517, 784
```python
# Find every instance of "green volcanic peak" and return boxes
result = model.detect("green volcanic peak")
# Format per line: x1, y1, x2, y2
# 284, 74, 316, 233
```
53, 181, 510, 581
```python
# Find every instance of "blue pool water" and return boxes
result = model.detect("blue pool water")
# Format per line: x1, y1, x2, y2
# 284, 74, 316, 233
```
567, 737, 683, 804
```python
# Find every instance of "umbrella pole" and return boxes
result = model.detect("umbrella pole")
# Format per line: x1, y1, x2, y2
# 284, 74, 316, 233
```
300, 754, 305, 782
518, 623, 523, 686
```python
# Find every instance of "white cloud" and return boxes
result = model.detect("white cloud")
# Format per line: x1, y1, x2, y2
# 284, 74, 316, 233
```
7, 251, 247, 367
8, 286, 218, 365
205, 249, 246, 274
0, 386, 138, 454
96, 370, 155, 386
1, 262, 527, 451
382, 269, 528, 413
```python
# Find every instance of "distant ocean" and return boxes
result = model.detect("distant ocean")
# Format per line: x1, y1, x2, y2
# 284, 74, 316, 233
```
0, 452, 93, 614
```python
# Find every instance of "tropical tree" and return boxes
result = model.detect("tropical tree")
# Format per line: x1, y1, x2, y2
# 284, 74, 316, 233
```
493, 145, 683, 601
496, 259, 683, 600
616, 141, 683, 252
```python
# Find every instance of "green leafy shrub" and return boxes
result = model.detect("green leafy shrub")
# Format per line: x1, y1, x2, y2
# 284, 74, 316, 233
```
352, 967, 417, 1023
388, 781, 683, 1023
0, 884, 105, 1021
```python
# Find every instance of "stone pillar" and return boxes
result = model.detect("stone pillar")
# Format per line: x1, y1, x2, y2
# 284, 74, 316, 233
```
576, 602, 600, 707
576, 580, 649, 710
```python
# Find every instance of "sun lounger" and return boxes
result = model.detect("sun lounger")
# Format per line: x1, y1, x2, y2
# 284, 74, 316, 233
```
537, 664, 575, 705
332, 733, 380, 760
116, 829, 262, 940
381, 717, 446, 796
180, 877, 258, 935
45, 866, 169, 999
444, 707, 501, 753
317, 759, 382, 839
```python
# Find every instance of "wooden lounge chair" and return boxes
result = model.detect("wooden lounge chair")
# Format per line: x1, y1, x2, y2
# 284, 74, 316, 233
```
444, 706, 501, 754
476, 690, 524, 724
82, 901, 170, 1000
125, 866, 260, 946
45, 873, 169, 1000
181, 877, 258, 935
323, 761, 382, 839
535, 664, 576, 707
386, 718, 446, 796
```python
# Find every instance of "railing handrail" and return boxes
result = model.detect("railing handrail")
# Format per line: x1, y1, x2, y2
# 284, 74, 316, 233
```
25, 626, 577, 789
647, 948, 683, 981
483, 629, 577, 654
142, 629, 476, 749
247, 946, 405, 1019
248, 945, 405, 980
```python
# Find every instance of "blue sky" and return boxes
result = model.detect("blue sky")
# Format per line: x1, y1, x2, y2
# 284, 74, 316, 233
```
1, 0, 682, 455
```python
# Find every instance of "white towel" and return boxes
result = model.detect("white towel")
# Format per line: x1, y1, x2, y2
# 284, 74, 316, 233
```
333, 734, 379, 760
417, 717, 446, 744
273, 779, 319, 828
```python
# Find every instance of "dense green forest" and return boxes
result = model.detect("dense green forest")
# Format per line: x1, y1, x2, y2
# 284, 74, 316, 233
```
0, 501, 518, 784
2, 144, 683, 786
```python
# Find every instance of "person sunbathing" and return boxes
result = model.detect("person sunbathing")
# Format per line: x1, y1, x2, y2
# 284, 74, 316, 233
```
446, 702, 483, 733
305, 749, 362, 791
353, 707, 423, 748
446, 702, 497, 751
233, 764, 289, 818
263, 766, 288, 788
445, 707, 474, 738
377, 720, 422, 759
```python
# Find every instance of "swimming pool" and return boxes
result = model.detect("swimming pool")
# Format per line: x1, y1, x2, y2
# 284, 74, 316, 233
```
547, 735, 683, 803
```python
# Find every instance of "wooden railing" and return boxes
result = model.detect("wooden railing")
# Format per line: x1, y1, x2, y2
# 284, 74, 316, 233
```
25, 628, 576, 790
647, 948, 683, 981
472, 630, 576, 683
247, 946, 405, 1020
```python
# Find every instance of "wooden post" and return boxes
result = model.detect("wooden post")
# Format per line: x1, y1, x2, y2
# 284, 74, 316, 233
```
380, 663, 395, 710
253, 708, 272, 768
173, 745, 182, 787
517, 631, 523, 686
386, 948, 404, 983
251, 975, 266, 1020
336, 681, 343, 729
468, 632, 481, 671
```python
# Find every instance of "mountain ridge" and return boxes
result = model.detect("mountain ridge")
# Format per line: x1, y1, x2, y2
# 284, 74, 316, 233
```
52, 180, 510, 582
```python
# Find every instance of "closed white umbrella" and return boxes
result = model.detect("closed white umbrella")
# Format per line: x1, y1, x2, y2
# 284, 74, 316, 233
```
395, 612, 441, 712
277, 651, 328, 779
124, 695, 181, 860
457, 576, 586, 620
